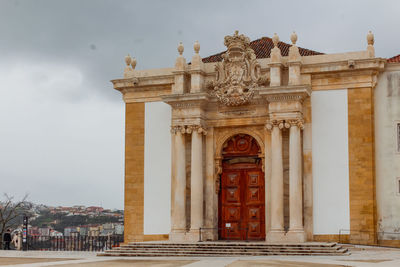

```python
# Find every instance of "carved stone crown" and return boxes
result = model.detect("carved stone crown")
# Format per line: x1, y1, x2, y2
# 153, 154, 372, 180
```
224, 30, 250, 56
209, 31, 267, 106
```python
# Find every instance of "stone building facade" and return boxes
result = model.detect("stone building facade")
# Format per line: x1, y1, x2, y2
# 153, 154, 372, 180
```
112, 31, 400, 245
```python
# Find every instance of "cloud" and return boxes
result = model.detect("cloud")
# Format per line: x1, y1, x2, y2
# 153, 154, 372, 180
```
0, 0, 399, 209
0, 60, 125, 209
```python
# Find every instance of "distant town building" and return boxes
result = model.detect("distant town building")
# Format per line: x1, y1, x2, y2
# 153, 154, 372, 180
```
114, 224, 124, 235
64, 227, 78, 237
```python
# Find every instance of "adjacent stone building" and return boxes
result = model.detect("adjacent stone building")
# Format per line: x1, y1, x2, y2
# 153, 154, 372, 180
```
111, 31, 400, 245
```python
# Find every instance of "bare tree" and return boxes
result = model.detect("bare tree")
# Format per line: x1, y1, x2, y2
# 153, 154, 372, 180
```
0, 194, 30, 247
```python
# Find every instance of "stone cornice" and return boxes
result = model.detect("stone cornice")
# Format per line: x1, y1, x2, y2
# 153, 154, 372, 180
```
162, 92, 210, 109
385, 63, 400, 72
258, 85, 311, 102
171, 70, 187, 75
301, 58, 385, 75
111, 74, 174, 92
188, 68, 207, 76
311, 69, 382, 90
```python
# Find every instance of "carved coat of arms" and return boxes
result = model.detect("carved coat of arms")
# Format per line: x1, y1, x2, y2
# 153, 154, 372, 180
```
209, 31, 267, 106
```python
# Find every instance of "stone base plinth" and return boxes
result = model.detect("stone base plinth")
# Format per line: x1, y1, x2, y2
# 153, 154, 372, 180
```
200, 229, 218, 241
169, 230, 186, 242
266, 230, 286, 242
266, 229, 306, 243
185, 229, 201, 242
285, 230, 306, 243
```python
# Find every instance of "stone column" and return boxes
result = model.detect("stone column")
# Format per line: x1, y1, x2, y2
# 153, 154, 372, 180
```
188, 125, 205, 241
266, 121, 285, 241
170, 126, 187, 241
287, 119, 306, 242
204, 127, 217, 240
264, 128, 272, 239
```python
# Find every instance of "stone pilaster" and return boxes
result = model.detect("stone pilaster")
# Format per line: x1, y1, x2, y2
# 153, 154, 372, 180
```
204, 127, 217, 240
124, 103, 145, 243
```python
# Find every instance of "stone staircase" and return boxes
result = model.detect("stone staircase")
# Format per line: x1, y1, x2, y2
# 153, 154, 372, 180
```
98, 242, 349, 257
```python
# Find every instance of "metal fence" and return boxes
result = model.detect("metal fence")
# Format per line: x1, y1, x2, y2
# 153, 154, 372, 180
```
27, 235, 123, 251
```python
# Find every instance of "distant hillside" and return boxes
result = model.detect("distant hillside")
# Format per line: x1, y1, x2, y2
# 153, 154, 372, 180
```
30, 210, 122, 232
25, 203, 123, 232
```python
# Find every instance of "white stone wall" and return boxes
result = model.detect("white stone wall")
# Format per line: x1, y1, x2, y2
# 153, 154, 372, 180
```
311, 90, 350, 235
144, 102, 171, 235
375, 67, 400, 239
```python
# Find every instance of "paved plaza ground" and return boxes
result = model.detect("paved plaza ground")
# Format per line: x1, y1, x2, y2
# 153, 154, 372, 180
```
0, 246, 400, 266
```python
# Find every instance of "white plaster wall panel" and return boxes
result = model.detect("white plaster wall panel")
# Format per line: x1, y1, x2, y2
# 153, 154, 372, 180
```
312, 89, 350, 234
375, 69, 400, 238
144, 102, 171, 234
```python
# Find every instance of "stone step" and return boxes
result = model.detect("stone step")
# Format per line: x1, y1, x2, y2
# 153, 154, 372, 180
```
125, 242, 337, 247
114, 245, 344, 250
120, 245, 340, 250
103, 248, 348, 254
114, 247, 341, 252
99, 252, 349, 257
98, 242, 349, 257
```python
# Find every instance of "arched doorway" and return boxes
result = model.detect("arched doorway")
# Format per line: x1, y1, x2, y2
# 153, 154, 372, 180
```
218, 134, 265, 240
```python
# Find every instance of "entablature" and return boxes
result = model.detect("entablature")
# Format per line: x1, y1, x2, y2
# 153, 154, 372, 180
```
113, 30, 386, 105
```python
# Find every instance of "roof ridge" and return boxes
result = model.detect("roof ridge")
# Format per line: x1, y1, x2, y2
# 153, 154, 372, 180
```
387, 54, 400, 63
202, 35, 324, 63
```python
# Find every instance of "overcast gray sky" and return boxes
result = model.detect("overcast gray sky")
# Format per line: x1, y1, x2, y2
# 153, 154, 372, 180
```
0, 0, 399, 209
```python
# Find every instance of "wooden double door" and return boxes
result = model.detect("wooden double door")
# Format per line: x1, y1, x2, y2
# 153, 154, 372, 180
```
219, 162, 265, 240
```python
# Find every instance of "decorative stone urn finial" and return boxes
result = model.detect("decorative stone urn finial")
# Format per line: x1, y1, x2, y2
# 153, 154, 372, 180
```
177, 42, 184, 56
123, 54, 135, 79
125, 54, 132, 66
131, 57, 137, 69
290, 31, 298, 45
366, 31, 375, 58
194, 40, 200, 54
367, 30, 374, 46
272, 33, 279, 47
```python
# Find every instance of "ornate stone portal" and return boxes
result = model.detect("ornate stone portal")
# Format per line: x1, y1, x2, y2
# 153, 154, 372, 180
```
112, 30, 385, 244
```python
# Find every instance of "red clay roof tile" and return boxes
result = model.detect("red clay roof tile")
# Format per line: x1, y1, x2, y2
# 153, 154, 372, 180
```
388, 54, 400, 63
202, 36, 324, 63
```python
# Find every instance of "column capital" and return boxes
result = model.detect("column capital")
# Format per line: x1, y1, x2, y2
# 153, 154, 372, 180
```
186, 124, 208, 135
265, 119, 291, 131
171, 124, 207, 135
288, 119, 305, 130
170, 125, 186, 134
